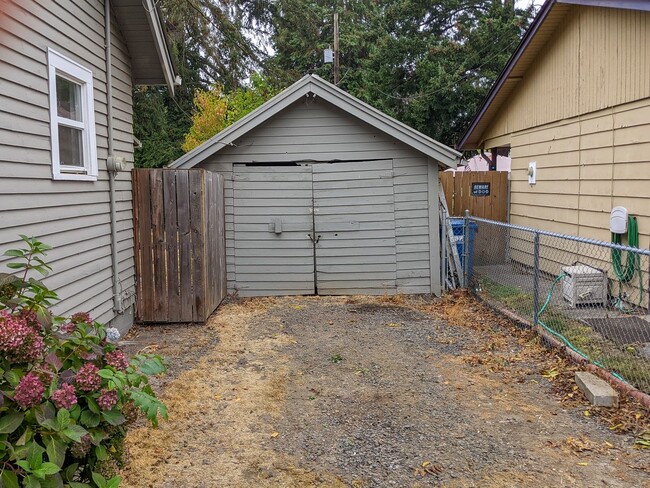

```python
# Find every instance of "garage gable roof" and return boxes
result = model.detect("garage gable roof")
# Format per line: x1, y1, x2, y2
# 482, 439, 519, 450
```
170, 75, 460, 169
457, 0, 650, 150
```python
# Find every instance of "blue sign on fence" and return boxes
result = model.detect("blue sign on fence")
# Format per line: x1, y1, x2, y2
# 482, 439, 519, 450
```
471, 182, 490, 196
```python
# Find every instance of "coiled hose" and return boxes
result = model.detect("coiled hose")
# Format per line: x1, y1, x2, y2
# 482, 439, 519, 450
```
611, 215, 644, 308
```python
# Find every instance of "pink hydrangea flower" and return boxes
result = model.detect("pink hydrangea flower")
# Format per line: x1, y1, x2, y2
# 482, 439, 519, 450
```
51, 383, 78, 410
18, 309, 39, 329
13, 372, 44, 409
58, 321, 77, 334
97, 388, 118, 411
105, 350, 128, 371
75, 363, 101, 392
0, 310, 44, 363
70, 312, 92, 324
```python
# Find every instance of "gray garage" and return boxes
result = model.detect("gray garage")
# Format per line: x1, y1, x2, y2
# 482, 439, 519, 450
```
170, 75, 459, 297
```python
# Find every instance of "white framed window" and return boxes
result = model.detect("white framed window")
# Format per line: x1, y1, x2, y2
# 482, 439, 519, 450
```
47, 48, 98, 181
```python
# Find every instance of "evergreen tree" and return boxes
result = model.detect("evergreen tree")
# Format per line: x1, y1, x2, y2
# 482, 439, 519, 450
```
264, 0, 535, 147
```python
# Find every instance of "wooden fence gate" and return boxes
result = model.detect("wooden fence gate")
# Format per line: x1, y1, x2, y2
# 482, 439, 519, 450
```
440, 171, 508, 220
132, 169, 226, 323
440, 171, 509, 266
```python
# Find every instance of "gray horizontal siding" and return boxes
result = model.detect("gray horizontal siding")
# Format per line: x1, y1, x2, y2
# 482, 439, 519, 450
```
199, 97, 434, 295
0, 0, 136, 326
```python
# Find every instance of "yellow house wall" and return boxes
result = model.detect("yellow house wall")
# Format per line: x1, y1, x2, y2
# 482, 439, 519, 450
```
476, 6, 650, 305
478, 5, 650, 250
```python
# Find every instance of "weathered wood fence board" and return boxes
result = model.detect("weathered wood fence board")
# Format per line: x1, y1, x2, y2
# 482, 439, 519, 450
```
440, 171, 508, 221
133, 169, 226, 323
440, 171, 509, 266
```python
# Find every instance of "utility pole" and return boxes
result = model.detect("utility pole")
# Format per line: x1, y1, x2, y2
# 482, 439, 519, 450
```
333, 12, 340, 85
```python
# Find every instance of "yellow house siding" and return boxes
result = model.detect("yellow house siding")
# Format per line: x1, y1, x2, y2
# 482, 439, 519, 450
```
481, 6, 650, 144
504, 98, 650, 250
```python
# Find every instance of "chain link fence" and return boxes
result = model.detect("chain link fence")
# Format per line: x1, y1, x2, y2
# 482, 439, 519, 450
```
461, 215, 650, 395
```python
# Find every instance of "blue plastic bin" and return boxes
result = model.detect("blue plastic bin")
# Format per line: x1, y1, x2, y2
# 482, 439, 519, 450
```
450, 218, 478, 281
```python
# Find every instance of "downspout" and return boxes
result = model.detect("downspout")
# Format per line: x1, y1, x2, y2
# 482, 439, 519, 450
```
105, 0, 123, 313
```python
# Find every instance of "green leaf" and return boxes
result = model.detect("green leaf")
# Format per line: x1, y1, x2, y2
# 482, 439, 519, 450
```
44, 436, 66, 468
1, 469, 19, 488
106, 476, 121, 488
94, 444, 108, 462
39, 473, 63, 488
61, 425, 87, 443
56, 409, 70, 431
85, 397, 100, 415
138, 357, 167, 376
101, 410, 125, 426
23, 474, 41, 488
91, 472, 107, 488
4, 370, 22, 387
69, 404, 81, 421
5, 263, 26, 269
32, 462, 60, 479
34, 403, 56, 427
16, 426, 32, 446
97, 370, 114, 379
79, 410, 100, 429
89, 430, 106, 446
63, 463, 78, 482
27, 440, 45, 470
69, 483, 91, 488
0, 412, 24, 434
3, 249, 24, 257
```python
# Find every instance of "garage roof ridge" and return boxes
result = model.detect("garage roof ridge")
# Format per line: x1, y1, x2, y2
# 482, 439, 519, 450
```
170, 74, 459, 169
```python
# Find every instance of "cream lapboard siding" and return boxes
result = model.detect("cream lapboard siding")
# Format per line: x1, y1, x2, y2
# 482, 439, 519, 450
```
480, 5, 650, 250
197, 98, 437, 296
0, 1, 136, 325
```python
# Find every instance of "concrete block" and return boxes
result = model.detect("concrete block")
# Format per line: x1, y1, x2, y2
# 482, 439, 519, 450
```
575, 372, 618, 408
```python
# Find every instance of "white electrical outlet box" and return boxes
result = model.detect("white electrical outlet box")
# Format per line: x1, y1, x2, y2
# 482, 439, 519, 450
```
528, 161, 537, 185
324, 48, 333, 63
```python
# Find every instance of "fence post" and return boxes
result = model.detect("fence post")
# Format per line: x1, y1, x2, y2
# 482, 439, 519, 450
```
463, 209, 470, 288
532, 231, 540, 326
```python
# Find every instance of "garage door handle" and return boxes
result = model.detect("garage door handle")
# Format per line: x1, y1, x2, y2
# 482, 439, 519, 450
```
307, 233, 321, 243
269, 219, 282, 234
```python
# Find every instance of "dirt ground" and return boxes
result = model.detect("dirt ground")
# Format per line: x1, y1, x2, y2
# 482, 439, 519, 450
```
120, 292, 649, 487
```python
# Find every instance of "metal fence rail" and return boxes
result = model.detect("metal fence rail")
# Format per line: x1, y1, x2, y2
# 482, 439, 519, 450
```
464, 215, 650, 395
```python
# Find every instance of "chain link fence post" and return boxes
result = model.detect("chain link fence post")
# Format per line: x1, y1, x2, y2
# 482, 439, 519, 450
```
532, 231, 540, 327
463, 210, 470, 288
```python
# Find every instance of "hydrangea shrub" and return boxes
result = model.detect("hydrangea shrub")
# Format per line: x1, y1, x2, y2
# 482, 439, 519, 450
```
0, 236, 167, 487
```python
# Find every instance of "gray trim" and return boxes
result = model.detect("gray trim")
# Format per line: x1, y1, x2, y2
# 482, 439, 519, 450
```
170, 75, 460, 169
559, 0, 650, 12
142, 0, 176, 95
427, 159, 442, 295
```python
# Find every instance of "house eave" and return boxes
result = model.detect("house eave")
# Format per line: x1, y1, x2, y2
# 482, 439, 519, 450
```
112, 0, 176, 95
457, 0, 650, 150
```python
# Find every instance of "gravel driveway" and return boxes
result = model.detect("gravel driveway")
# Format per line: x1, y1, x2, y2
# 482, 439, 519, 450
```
121, 293, 649, 487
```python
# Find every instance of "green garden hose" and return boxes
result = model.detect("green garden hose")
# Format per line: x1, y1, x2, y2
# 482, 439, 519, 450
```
611, 215, 639, 283
537, 273, 627, 383
611, 215, 644, 308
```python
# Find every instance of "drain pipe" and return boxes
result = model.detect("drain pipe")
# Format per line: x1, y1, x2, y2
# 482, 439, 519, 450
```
105, 0, 123, 313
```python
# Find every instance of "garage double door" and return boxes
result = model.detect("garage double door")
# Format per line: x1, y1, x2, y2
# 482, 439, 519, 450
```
233, 160, 397, 296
